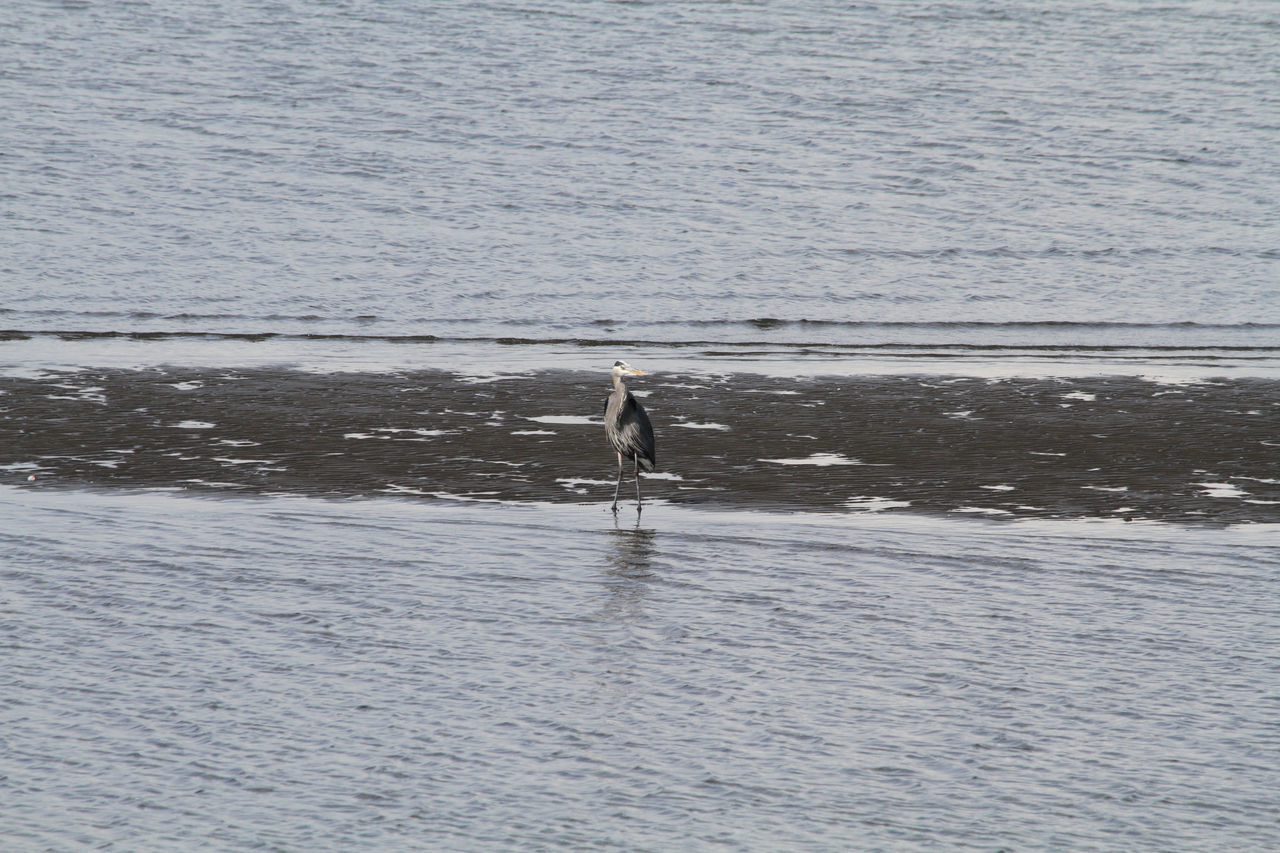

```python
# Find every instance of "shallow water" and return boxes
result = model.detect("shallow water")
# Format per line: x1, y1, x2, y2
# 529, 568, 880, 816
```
3, 487, 1279, 851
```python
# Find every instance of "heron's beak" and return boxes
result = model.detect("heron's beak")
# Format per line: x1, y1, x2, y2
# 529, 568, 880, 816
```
629, 369, 647, 376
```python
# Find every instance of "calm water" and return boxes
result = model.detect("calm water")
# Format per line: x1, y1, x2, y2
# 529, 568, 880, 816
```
4, 1, 1280, 849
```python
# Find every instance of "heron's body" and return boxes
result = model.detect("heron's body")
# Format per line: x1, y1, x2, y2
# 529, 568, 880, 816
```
604, 361, 656, 513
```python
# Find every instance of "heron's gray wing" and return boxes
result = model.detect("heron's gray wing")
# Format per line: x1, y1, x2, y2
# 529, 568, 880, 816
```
617, 395, 656, 472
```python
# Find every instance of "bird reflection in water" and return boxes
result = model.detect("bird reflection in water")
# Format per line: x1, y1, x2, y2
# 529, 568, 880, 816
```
597, 521, 658, 627
607, 520, 657, 579
588, 522, 661, 704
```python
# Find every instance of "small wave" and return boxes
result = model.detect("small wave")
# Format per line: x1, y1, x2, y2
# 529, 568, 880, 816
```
4, 326, 1279, 350
820, 245, 1276, 262
727, 319, 1280, 331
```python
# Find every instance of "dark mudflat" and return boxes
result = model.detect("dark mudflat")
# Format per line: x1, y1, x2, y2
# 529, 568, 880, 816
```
3, 368, 1277, 524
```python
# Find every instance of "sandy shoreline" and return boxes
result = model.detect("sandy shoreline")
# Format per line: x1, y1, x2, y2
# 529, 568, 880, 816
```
3, 368, 1277, 523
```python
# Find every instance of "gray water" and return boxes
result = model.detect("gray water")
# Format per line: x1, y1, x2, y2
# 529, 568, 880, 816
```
4, 1, 1280, 850
4, 488, 1280, 852
4, 0, 1278, 345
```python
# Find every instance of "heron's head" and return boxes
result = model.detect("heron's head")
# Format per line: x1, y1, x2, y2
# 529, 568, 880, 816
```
612, 360, 646, 377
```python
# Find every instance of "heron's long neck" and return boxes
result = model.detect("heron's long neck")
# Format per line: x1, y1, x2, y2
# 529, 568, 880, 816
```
612, 373, 626, 395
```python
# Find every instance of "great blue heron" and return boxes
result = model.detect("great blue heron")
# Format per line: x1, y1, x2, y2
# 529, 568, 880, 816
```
604, 360, 656, 514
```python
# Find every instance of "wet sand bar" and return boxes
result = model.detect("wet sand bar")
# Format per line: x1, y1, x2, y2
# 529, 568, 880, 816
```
3, 368, 1277, 523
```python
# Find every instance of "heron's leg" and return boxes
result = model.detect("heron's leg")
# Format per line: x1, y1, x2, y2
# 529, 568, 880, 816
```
612, 452, 624, 513
634, 456, 643, 514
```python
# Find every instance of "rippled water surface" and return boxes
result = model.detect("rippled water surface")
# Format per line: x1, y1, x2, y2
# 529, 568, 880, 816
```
4, 0, 1278, 342
4, 488, 1279, 851
4, 1, 1280, 849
